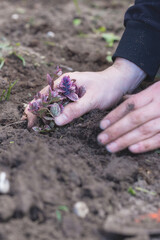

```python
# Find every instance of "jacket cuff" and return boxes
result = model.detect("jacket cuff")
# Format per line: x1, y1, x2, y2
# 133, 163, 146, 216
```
113, 21, 160, 81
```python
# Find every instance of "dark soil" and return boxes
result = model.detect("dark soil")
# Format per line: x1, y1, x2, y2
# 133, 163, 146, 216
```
0, 0, 160, 240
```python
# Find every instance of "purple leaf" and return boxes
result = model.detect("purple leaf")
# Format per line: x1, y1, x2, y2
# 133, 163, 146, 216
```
32, 126, 42, 132
47, 74, 54, 90
50, 103, 61, 117
44, 125, 51, 131
43, 116, 54, 121
59, 76, 72, 96
67, 92, 79, 101
35, 92, 41, 100
55, 66, 63, 77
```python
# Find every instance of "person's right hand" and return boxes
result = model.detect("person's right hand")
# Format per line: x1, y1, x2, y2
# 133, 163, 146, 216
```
23, 58, 146, 128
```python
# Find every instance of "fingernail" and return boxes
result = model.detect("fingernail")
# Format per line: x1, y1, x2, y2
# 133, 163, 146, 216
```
100, 119, 110, 130
97, 134, 109, 144
55, 113, 68, 126
129, 144, 139, 152
106, 142, 118, 153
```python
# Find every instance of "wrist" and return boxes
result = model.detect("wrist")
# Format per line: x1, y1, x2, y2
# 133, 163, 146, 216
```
112, 57, 147, 93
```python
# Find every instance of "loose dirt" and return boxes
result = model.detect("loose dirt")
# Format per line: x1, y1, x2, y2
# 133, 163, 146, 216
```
0, 1, 160, 240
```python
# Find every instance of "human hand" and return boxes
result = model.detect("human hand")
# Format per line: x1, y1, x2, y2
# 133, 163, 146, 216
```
98, 81, 160, 154
23, 58, 146, 129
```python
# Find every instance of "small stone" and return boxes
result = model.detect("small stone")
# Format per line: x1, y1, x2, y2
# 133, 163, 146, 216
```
73, 202, 89, 218
0, 172, 10, 194
11, 14, 19, 20
46, 31, 55, 38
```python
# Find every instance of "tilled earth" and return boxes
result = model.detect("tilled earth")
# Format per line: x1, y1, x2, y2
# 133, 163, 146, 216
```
0, 0, 160, 240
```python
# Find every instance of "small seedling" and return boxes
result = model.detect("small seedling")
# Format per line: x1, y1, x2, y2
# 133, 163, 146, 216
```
106, 55, 112, 63
73, 18, 81, 26
102, 33, 120, 47
135, 187, 156, 196
128, 187, 136, 196
93, 26, 106, 34
15, 53, 26, 66
0, 40, 26, 69
28, 66, 86, 133
56, 205, 69, 222
0, 80, 18, 102
73, 0, 81, 14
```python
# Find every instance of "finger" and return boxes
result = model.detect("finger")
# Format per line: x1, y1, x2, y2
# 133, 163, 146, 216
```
23, 106, 37, 129
55, 93, 94, 126
97, 101, 159, 145
100, 89, 153, 130
105, 118, 160, 153
128, 133, 160, 153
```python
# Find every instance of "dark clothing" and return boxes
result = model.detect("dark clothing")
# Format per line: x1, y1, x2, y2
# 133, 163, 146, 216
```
113, 0, 160, 80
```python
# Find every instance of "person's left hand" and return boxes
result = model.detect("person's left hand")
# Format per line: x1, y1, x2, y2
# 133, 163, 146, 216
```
98, 81, 160, 154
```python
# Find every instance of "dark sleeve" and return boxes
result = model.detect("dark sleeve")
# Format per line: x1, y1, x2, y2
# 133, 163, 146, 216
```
113, 0, 160, 80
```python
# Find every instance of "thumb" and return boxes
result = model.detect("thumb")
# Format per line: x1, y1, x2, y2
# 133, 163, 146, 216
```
55, 95, 93, 126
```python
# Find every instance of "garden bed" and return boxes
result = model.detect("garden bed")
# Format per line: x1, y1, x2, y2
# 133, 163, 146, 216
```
0, 0, 160, 239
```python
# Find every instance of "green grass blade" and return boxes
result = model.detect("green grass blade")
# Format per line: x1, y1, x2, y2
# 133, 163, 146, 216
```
58, 205, 69, 212
73, 0, 81, 14
0, 89, 6, 102
0, 58, 5, 69
56, 210, 62, 222
16, 54, 26, 66
135, 187, 156, 196
5, 80, 18, 101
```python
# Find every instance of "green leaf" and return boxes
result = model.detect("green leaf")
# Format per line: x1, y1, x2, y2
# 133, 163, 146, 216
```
128, 187, 136, 196
58, 205, 69, 212
0, 90, 6, 102
32, 126, 42, 132
106, 55, 112, 63
0, 58, 5, 69
93, 26, 106, 34
50, 97, 61, 103
135, 187, 156, 196
73, 18, 81, 26
50, 103, 61, 117
102, 33, 120, 47
44, 41, 55, 47
5, 80, 18, 101
37, 108, 48, 118
56, 210, 62, 222
16, 54, 26, 66
73, 0, 81, 14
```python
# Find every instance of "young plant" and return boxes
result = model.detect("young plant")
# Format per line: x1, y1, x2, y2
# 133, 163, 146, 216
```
28, 67, 86, 133
102, 33, 120, 47
56, 205, 69, 222
0, 80, 18, 102
73, 0, 81, 14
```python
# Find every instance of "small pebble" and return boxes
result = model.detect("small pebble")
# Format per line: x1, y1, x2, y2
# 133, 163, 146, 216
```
0, 172, 10, 194
46, 31, 55, 38
73, 202, 89, 218
11, 14, 19, 20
